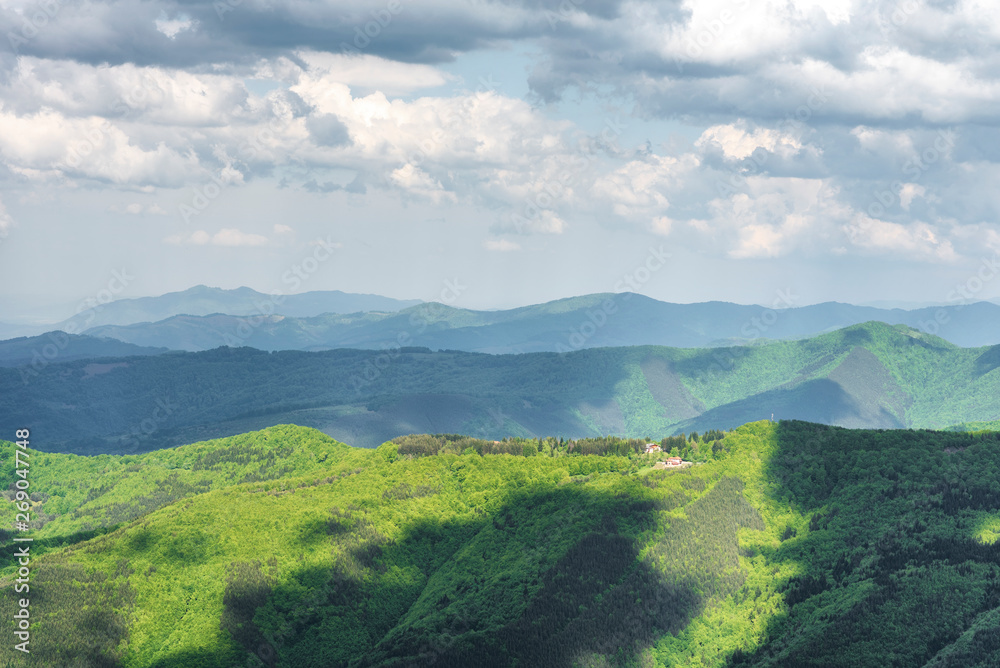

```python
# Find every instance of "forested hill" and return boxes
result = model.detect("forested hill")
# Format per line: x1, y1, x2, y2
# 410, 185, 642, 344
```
1, 421, 999, 666
0, 331, 168, 367
4, 321, 1000, 454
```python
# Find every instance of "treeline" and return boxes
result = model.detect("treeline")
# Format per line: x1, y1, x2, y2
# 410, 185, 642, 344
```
391, 428, 730, 461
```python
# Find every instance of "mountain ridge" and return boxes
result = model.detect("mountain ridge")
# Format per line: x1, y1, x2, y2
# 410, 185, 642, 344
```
79, 292, 1000, 352
5, 321, 998, 453
23, 285, 423, 336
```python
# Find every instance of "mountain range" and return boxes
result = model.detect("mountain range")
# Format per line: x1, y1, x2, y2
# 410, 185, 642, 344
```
80, 292, 1000, 352
0, 285, 422, 339
5, 321, 999, 453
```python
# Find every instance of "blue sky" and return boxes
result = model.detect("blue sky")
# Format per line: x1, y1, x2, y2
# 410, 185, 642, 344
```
1, 0, 999, 317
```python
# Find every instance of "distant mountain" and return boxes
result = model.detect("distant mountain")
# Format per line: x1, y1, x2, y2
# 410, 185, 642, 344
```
82, 293, 1000, 352
45, 285, 422, 334
0, 331, 169, 368
5, 321, 999, 453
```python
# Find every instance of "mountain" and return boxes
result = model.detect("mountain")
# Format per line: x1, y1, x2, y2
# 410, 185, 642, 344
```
81, 293, 1000, 352
1, 421, 999, 666
5, 321, 999, 453
0, 331, 169, 367
45, 285, 422, 334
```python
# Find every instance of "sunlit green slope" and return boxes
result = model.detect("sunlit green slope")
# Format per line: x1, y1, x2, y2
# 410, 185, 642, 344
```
0, 421, 998, 667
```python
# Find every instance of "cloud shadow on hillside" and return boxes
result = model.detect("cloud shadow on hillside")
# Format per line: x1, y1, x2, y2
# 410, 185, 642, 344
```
190, 480, 762, 668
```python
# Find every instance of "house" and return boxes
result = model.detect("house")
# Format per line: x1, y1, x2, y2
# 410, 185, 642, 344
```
644, 443, 662, 454
665, 457, 683, 467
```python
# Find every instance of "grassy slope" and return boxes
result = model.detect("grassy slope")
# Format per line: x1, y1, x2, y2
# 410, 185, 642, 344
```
673, 323, 1000, 432
0, 421, 999, 666
0, 426, 363, 570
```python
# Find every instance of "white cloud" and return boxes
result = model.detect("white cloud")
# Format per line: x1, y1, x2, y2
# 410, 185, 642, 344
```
154, 13, 196, 40
843, 215, 958, 262
0, 198, 13, 239
389, 164, 457, 204
592, 154, 700, 221
1, 3, 999, 273
165, 228, 269, 247
696, 122, 803, 160
699, 177, 847, 259
292, 51, 451, 97
898, 183, 925, 211
0, 108, 196, 187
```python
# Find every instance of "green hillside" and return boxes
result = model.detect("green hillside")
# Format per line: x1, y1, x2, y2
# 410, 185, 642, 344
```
0, 332, 168, 367
1, 421, 999, 666
5, 322, 1000, 453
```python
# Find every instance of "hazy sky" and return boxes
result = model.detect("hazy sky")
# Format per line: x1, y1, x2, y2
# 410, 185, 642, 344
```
1, 0, 999, 315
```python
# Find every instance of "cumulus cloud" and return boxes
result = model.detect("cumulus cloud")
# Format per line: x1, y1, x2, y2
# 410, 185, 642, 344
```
696, 122, 803, 161
592, 153, 700, 221
0, 0, 555, 68
0, 0, 998, 271
154, 13, 196, 40
843, 215, 959, 262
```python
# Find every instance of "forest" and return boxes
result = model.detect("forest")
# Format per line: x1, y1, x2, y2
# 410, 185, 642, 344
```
0, 420, 998, 666
3, 321, 1000, 453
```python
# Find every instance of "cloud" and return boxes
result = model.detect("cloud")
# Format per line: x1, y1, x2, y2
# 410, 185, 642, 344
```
0, 0, 559, 69
0, 198, 12, 239
1, 0, 1000, 271
592, 153, 700, 222
293, 52, 451, 97
388, 164, 457, 204
696, 121, 803, 161
165, 228, 269, 246
843, 215, 958, 262
154, 13, 195, 40
305, 114, 351, 147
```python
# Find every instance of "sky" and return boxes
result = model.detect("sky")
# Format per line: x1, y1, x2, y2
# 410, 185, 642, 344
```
1, 0, 1000, 318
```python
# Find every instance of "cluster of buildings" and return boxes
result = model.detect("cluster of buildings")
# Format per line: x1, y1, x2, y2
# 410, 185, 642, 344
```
645, 443, 685, 468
